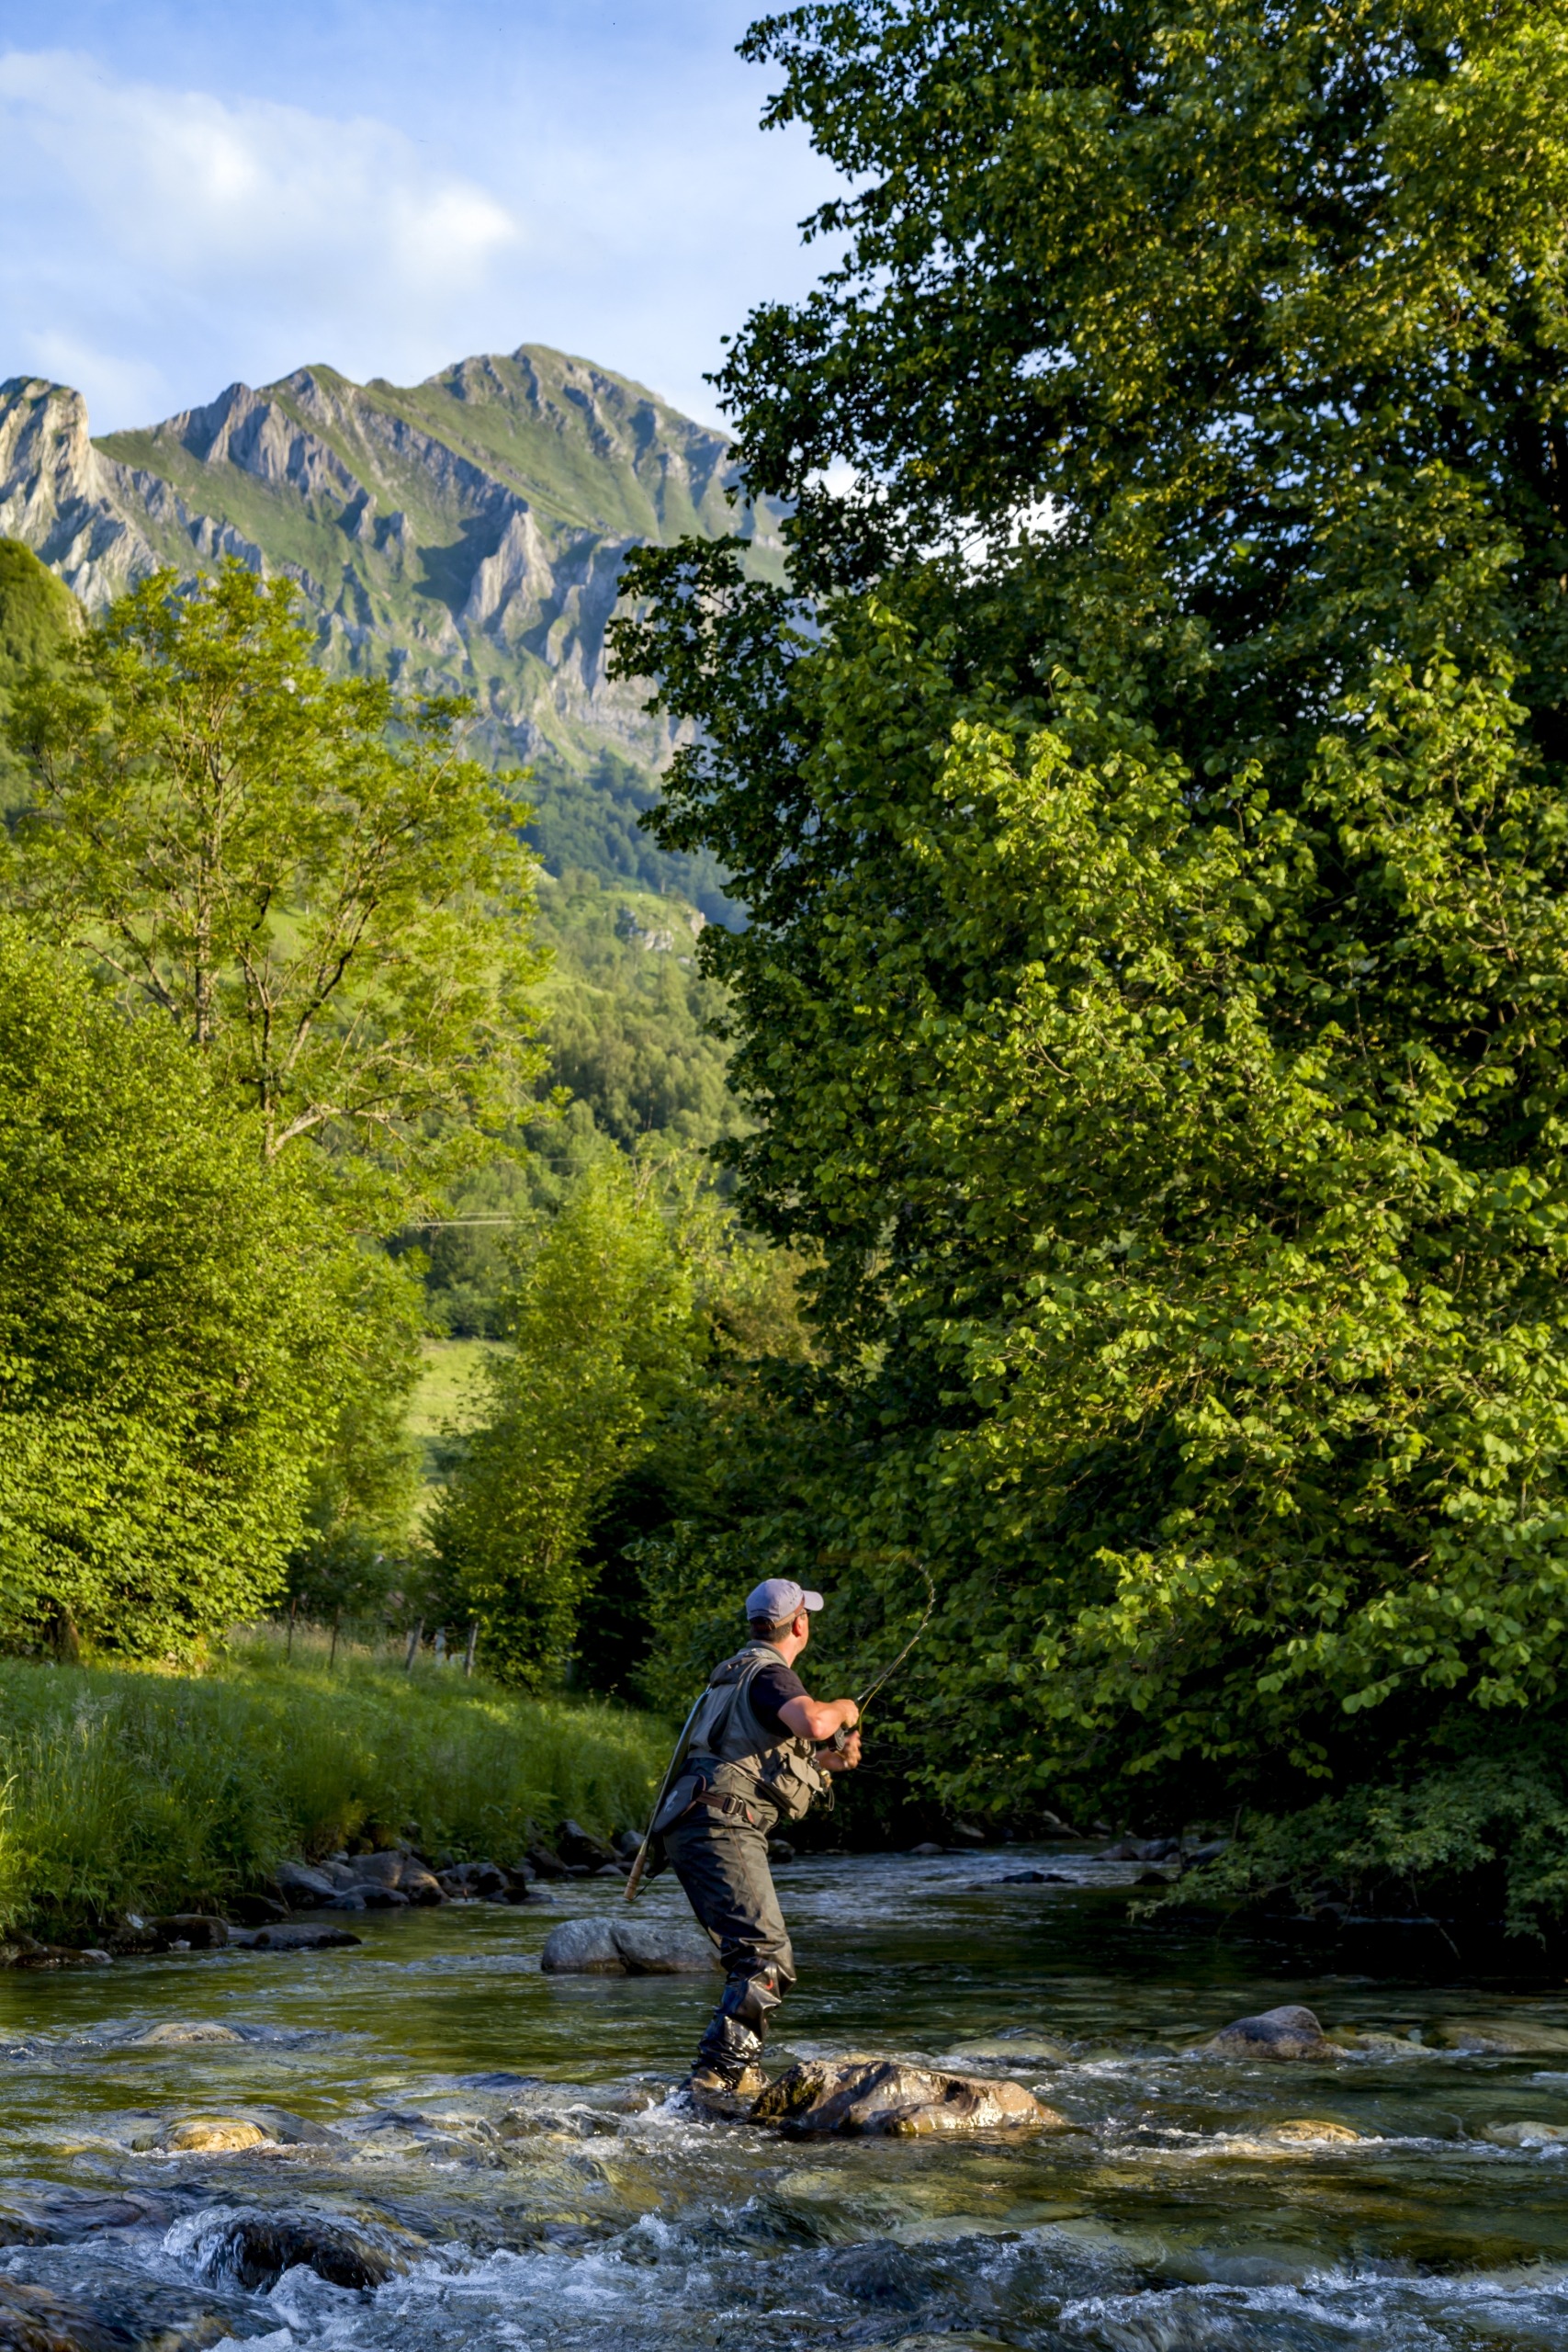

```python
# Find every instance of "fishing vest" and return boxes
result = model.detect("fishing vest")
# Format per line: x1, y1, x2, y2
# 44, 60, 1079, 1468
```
672, 1643, 832, 1826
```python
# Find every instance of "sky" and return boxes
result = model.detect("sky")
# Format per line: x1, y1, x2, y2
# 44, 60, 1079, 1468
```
0, 0, 846, 435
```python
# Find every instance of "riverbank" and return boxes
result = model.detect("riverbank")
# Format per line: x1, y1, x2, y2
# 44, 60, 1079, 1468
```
0, 1635, 664, 1945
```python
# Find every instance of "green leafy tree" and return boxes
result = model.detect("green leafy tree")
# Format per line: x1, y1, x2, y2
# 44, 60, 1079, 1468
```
609, 0, 1568, 1913
0, 539, 78, 819
430, 1153, 704, 1686
0, 922, 385, 1657
6, 561, 546, 1173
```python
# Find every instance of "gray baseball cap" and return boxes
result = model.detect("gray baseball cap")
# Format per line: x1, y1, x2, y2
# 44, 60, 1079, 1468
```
746, 1577, 823, 1623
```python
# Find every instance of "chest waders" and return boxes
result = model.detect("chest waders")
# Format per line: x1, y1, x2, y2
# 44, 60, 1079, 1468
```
658, 1645, 833, 2099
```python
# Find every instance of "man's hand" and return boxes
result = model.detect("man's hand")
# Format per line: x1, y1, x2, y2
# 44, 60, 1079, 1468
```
779, 1693, 859, 1742
820, 1729, 861, 1771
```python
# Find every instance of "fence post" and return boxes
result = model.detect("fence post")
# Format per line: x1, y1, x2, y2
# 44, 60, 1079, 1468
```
329, 1608, 341, 1670
286, 1596, 296, 1663
464, 1621, 479, 1678
404, 1617, 423, 1673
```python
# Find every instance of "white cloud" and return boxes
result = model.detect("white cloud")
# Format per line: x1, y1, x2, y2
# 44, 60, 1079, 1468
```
0, 50, 520, 288
0, 17, 850, 438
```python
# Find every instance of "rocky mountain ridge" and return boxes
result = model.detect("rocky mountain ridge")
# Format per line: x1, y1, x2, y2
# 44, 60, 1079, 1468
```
0, 347, 781, 912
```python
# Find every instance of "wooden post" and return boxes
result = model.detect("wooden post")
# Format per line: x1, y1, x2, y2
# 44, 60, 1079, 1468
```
404, 1617, 423, 1673
463, 1621, 479, 1678
286, 1596, 297, 1662
329, 1608, 341, 1670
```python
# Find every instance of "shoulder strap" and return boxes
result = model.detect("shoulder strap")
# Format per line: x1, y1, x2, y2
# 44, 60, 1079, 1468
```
689, 1645, 775, 1757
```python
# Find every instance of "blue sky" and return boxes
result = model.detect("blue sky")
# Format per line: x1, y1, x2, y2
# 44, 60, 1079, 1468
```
0, 1, 844, 434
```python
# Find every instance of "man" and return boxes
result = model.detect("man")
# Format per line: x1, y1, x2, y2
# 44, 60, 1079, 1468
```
656, 1577, 862, 2107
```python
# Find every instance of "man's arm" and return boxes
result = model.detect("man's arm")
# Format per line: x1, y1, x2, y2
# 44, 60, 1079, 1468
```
779, 1693, 859, 1743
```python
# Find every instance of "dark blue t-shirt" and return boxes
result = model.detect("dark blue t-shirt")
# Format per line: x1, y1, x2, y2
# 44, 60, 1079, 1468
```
748, 1657, 807, 1739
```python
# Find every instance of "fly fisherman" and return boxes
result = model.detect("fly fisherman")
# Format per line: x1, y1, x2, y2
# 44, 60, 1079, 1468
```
653, 1578, 862, 2109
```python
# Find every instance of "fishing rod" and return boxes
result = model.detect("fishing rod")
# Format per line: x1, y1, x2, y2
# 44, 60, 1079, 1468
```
829, 1558, 936, 1748
625, 1559, 938, 1899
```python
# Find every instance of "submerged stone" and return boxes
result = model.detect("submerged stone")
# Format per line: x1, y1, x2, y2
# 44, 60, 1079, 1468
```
1434, 2018, 1568, 2055
749, 2057, 1065, 2137
1264, 2118, 1361, 2144
131, 2023, 243, 2048
163, 2116, 274, 2153
244, 1925, 361, 1952
1325, 2029, 1427, 2056
944, 2034, 1069, 2066
1482, 2120, 1568, 2146
0, 2187, 174, 2246
1200, 2005, 1337, 2060
0, 2278, 234, 2352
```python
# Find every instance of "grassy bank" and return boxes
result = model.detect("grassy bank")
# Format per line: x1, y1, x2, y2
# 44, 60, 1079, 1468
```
0, 1633, 665, 1943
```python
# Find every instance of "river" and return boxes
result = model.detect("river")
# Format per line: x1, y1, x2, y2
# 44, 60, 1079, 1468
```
4, 1843, 1568, 2350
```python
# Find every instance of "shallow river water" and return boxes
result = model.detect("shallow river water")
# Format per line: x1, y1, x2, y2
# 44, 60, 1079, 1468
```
6, 1845, 1568, 2351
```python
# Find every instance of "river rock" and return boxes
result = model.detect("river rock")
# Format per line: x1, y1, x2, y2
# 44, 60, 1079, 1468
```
226, 1895, 289, 1928
1434, 2018, 1568, 2055
944, 2034, 1069, 2066
273, 1861, 338, 1905
191, 2206, 411, 2290
245, 1924, 361, 1952
556, 1820, 615, 1869
612, 1917, 718, 1973
0, 2277, 242, 2352
1201, 2005, 1337, 2060
539, 1916, 718, 1975
525, 1842, 569, 1880
538, 1917, 622, 1973
1481, 2120, 1568, 2146
1263, 2118, 1361, 2144
163, 2116, 275, 2153
151, 1917, 228, 1951
750, 2058, 1065, 2136
0, 2187, 176, 2248
439, 1860, 509, 1901
231, 2107, 341, 2147
131, 2022, 243, 2047
0, 1937, 115, 1971
344, 1851, 403, 1887
910, 1842, 943, 1857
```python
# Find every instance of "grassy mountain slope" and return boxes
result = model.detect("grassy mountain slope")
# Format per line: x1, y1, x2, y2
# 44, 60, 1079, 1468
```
1, 346, 781, 911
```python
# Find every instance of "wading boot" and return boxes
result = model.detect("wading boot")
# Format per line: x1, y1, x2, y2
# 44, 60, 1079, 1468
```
685, 2015, 767, 2118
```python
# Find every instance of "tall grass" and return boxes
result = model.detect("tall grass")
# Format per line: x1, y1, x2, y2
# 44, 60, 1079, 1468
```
0, 1637, 666, 1941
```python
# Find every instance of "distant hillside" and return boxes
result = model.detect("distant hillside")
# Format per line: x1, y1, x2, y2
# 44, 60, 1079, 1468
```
0, 347, 784, 918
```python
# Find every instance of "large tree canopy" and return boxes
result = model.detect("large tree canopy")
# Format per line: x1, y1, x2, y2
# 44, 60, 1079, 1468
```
611, 0, 1568, 1920
0, 924, 387, 1657
7, 563, 544, 1175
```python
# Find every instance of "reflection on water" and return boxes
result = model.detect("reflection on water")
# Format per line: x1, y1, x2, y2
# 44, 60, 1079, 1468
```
3, 1846, 1568, 2348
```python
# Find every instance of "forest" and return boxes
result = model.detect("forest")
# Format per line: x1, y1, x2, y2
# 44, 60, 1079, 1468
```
5, 0, 1568, 1951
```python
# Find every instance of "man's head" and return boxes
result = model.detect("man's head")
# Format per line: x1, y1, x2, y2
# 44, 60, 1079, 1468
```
746, 1577, 823, 1657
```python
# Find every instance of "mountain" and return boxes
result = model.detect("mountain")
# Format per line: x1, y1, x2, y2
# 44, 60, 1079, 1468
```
0, 347, 784, 918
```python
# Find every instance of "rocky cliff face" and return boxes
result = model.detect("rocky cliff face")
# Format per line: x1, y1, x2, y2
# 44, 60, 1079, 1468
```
0, 347, 783, 906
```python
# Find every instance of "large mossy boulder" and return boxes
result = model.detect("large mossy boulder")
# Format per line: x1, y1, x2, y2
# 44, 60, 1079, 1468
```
750, 2058, 1065, 2137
